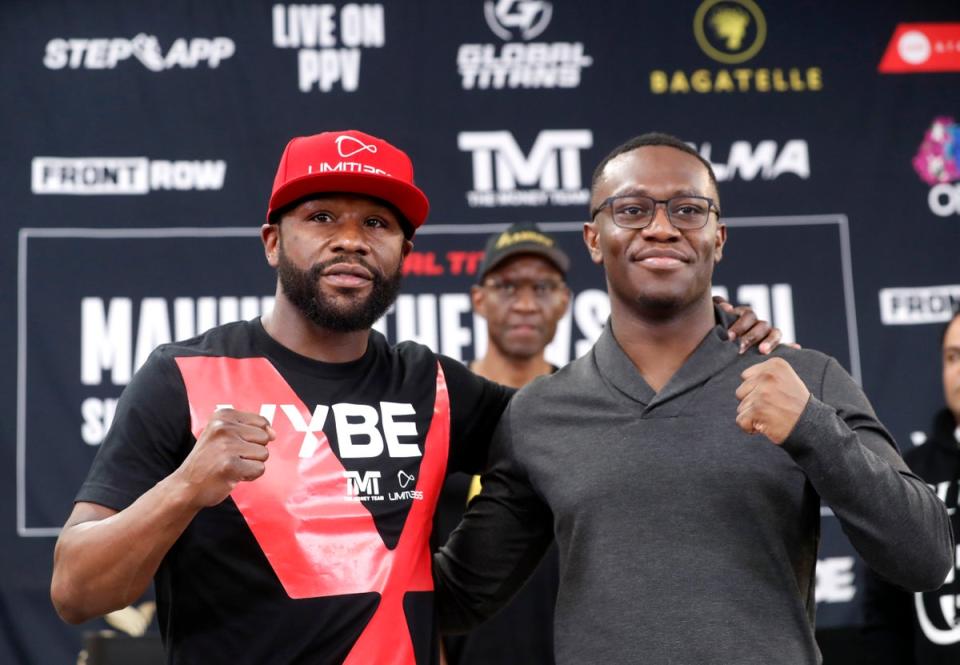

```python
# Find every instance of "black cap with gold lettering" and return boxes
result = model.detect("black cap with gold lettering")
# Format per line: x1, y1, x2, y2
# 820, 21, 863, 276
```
476, 222, 570, 283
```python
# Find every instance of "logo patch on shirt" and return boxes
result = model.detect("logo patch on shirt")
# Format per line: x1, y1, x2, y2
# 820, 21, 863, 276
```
176, 355, 449, 664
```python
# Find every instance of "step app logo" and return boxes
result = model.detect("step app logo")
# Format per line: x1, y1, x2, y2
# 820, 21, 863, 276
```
44, 34, 234, 70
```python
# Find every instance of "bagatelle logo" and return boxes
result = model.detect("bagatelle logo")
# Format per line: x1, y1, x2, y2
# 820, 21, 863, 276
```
651, 0, 822, 94
694, 139, 810, 181
43, 34, 234, 70
914, 117, 960, 217
878, 285, 960, 325
458, 129, 592, 207
458, 0, 593, 90
272, 3, 385, 92
32, 157, 226, 195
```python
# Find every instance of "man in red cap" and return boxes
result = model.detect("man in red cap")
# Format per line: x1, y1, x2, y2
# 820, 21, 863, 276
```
51, 130, 779, 665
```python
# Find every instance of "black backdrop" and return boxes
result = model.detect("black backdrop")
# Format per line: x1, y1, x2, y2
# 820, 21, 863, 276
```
3, 1, 959, 662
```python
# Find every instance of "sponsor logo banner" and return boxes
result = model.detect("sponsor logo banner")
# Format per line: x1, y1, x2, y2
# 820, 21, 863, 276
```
458, 0, 592, 90
650, 0, 823, 94
43, 35, 235, 70
18, 216, 855, 535
31, 157, 226, 195
878, 23, 960, 73
272, 3, 385, 92
913, 117, 960, 217
879, 285, 960, 325
695, 139, 810, 181
458, 129, 592, 208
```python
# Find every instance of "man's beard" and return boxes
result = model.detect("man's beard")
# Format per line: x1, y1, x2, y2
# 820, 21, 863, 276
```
277, 244, 403, 333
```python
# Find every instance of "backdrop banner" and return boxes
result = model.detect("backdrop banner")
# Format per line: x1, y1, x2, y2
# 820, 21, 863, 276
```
2, 2, 958, 662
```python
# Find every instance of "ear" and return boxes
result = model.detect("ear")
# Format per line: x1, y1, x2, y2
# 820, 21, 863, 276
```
262, 223, 280, 267
470, 284, 487, 319
713, 222, 727, 264
557, 285, 572, 315
401, 238, 414, 261
583, 221, 604, 265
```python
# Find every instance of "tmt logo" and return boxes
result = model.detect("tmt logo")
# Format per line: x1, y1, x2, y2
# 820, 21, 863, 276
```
343, 470, 383, 502
458, 130, 592, 207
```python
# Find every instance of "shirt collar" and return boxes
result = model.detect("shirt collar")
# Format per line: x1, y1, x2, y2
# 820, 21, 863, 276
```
593, 304, 742, 408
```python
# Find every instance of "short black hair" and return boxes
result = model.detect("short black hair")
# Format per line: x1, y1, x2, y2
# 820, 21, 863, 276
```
590, 132, 720, 203
269, 193, 415, 239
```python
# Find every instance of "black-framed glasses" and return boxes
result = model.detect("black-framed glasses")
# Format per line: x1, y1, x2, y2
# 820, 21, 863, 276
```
590, 194, 721, 230
483, 278, 564, 302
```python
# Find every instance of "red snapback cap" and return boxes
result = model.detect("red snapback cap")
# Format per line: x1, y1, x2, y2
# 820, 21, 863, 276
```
267, 130, 430, 229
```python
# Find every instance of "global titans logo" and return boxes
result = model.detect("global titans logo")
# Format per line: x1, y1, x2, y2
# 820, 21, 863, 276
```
458, 0, 592, 90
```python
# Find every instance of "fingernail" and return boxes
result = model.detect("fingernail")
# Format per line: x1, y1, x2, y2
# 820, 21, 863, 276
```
760, 342, 769, 354
739, 341, 747, 354
728, 330, 736, 341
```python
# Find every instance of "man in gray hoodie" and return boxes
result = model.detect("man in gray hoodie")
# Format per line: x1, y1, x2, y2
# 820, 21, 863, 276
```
434, 132, 954, 665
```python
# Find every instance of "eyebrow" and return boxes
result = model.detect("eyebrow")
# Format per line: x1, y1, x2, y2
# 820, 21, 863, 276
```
608, 187, 708, 199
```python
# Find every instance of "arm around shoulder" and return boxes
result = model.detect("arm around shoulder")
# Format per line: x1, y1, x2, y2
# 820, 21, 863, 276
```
433, 400, 553, 632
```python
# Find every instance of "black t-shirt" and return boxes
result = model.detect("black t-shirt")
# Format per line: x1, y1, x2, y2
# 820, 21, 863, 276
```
76, 319, 513, 665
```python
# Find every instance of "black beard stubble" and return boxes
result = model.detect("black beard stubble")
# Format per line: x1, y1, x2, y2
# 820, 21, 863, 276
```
277, 239, 403, 333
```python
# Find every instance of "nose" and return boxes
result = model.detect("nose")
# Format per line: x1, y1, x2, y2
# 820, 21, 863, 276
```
331, 218, 371, 255
510, 285, 540, 312
640, 204, 681, 241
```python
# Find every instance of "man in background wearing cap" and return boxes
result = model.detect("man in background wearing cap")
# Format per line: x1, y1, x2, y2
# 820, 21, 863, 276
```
437, 222, 570, 665
51, 130, 779, 665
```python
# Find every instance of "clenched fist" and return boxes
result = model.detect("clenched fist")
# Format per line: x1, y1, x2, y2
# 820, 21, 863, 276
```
173, 408, 276, 509
735, 358, 810, 445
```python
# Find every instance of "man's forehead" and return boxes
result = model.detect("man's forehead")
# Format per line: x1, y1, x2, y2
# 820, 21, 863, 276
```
487, 253, 565, 279
597, 146, 714, 197
292, 192, 400, 215
945, 317, 960, 348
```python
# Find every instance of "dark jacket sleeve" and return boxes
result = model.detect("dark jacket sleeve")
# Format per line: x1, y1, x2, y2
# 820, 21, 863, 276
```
433, 401, 554, 632
860, 564, 916, 665
781, 357, 953, 591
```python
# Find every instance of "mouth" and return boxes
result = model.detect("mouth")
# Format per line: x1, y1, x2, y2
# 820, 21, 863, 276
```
506, 322, 542, 337
320, 262, 374, 288
631, 248, 690, 269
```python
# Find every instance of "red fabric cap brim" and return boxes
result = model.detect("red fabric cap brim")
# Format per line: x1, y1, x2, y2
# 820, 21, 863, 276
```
267, 171, 429, 227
